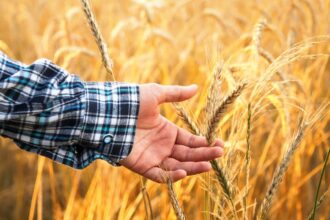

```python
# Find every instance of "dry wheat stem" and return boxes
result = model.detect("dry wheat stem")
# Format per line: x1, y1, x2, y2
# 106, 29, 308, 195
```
308, 191, 328, 220
166, 178, 186, 220
205, 83, 246, 146
140, 177, 153, 220
259, 122, 308, 219
211, 160, 239, 219
301, 0, 316, 33
243, 103, 252, 220
309, 145, 330, 220
158, 142, 186, 220
258, 47, 306, 94
258, 48, 286, 81
80, 0, 115, 81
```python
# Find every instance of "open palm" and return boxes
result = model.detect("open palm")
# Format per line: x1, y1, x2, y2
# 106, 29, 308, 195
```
120, 83, 224, 183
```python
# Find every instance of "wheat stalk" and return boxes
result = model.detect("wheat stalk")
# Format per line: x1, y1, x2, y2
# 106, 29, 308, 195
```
155, 132, 186, 220
243, 103, 252, 220
259, 121, 308, 219
258, 48, 286, 81
140, 177, 154, 220
80, 0, 115, 81
301, 0, 316, 33
308, 191, 328, 220
166, 177, 186, 220
309, 146, 330, 220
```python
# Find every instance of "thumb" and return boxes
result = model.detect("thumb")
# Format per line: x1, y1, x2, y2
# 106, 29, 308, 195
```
158, 84, 198, 103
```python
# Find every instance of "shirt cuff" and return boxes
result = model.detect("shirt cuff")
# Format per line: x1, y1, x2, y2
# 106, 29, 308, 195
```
78, 82, 140, 166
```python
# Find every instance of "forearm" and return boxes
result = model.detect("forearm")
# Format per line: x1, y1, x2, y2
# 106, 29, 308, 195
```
0, 51, 139, 168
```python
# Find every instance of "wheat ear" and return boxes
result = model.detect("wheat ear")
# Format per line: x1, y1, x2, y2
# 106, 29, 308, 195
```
205, 62, 223, 113
252, 18, 267, 51
206, 83, 246, 145
209, 160, 233, 199
259, 122, 308, 219
174, 104, 201, 135
80, 0, 115, 81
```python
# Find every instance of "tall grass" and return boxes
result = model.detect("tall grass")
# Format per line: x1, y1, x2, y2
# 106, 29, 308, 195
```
0, 0, 329, 219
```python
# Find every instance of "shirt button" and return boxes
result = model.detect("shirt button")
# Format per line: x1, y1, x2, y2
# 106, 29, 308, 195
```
103, 134, 113, 144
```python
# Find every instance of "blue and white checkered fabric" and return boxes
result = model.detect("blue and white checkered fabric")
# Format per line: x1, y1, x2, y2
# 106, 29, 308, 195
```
0, 52, 139, 168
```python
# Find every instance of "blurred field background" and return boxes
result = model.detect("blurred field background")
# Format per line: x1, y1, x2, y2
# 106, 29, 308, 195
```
0, 0, 329, 219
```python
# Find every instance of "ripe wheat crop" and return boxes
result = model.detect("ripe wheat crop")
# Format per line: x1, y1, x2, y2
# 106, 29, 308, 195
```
0, 0, 329, 219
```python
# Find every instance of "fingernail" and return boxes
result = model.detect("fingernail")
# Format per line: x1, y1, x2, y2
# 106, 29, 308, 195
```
215, 139, 225, 146
214, 147, 224, 156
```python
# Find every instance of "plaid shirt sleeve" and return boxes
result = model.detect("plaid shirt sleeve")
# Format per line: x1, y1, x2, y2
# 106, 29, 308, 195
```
0, 51, 140, 169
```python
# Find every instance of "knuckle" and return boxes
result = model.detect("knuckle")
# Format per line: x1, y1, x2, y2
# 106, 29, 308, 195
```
170, 146, 178, 158
188, 134, 196, 146
147, 83, 163, 102
186, 166, 193, 175
185, 149, 193, 161
150, 83, 160, 90
174, 86, 182, 100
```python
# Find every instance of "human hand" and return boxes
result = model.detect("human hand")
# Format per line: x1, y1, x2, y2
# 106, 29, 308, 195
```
120, 83, 224, 183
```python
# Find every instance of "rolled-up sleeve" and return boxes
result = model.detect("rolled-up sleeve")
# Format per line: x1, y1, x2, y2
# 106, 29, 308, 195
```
0, 51, 140, 169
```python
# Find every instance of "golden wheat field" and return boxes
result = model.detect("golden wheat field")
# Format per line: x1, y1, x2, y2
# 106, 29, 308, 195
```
0, 0, 330, 219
